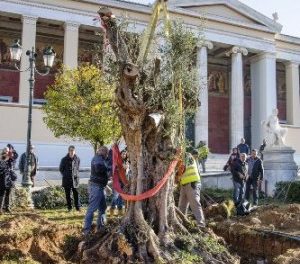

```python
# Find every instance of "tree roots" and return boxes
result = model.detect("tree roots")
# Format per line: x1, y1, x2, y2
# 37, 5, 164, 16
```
79, 207, 238, 264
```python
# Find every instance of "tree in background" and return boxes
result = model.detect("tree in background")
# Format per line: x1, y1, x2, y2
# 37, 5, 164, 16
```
43, 65, 121, 151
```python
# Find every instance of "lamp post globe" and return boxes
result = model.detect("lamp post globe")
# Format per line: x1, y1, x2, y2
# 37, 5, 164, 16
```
43, 46, 56, 68
9, 39, 22, 62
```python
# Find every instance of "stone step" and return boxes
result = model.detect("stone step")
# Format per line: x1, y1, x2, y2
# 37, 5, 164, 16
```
201, 170, 232, 190
205, 154, 229, 171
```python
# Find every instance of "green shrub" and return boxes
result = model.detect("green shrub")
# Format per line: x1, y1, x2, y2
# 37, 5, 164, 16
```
202, 188, 233, 205
274, 181, 300, 203
11, 188, 31, 209
32, 184, 89, 209
32, 186, 66, 209
77, 184, 89, 205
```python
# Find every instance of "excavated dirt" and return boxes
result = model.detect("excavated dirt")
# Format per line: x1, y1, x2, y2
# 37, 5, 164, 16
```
0, 204, 299, 264
273, 249, 300, 264
206, 203, 300, 264
0, 213, 239, 264
0, 213, 81, 263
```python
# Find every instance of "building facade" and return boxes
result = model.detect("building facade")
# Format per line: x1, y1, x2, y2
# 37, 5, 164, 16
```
1, 0, 300, 167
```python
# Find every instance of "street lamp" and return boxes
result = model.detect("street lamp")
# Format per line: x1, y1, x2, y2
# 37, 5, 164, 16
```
10, 39, 56, 192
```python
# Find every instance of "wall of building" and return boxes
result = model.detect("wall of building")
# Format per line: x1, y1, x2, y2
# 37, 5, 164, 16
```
283, 125, 300, 164
0, 0, 299, 162
208, 96, 229, 153
0, 70, 19, 102
0, 103, 94, 167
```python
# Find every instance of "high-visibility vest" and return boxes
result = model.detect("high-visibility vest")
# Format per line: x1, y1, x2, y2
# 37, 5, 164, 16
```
180, 157, 201, 185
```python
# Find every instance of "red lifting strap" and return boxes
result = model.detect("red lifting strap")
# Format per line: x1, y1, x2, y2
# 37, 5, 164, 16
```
112, 144, 129, 186
112, 144, 178, 201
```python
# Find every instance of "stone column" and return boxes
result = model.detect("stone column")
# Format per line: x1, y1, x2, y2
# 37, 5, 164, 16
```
250, 53, 277, 149
227, 46, 248, 149
19, 15, 37, 104
285, 62, 300, 126
64, 21, 80, 68
194, 41, 213, 147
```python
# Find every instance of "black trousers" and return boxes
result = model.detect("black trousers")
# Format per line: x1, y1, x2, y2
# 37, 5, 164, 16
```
64, 187, 80, 210
0, 188, 12, 210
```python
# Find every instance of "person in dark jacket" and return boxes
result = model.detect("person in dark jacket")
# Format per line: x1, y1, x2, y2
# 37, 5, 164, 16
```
83, 146, 109, 235
7, 144, 18, 170
19, 145, 38, 187
231, 153, 248, 206
0, 147, 17, 213
259, 139, 267, 160
245, 149, 264, 206
224, 147, 239, 172
59, 145, 81, 211
237, 138, 250, 155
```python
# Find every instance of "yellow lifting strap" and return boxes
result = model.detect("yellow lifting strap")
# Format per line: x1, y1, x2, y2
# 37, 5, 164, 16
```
162, 0, 171, 37
178, 78, 186, 160
178, 79, 184, 140
136, 0, 170, 66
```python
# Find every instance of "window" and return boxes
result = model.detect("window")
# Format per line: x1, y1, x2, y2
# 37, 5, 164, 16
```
33, 99, 47, 105
0, 96, 13, 103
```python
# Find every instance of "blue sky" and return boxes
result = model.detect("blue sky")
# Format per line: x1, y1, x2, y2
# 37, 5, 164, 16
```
125, 0, 300, 37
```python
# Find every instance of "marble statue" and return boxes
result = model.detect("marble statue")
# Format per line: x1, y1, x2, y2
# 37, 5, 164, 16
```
262, 109, 287, 147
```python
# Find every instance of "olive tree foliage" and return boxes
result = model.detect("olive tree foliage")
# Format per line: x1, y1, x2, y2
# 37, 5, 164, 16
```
43, 65, 121, 150
150, 22, 200, 138
104, 20, 201, 144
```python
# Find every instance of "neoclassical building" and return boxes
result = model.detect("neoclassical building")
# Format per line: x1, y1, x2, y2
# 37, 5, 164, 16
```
1, 0, 300, 167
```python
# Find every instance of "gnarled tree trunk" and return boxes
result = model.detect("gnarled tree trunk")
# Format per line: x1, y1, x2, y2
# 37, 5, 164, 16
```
81, 7, 238, 264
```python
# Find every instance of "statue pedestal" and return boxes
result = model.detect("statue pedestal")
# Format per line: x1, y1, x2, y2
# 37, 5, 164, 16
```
262, 146, 298, 196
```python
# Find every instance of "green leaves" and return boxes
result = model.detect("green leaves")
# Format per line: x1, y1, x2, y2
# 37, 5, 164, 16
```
43, 65, 121, 147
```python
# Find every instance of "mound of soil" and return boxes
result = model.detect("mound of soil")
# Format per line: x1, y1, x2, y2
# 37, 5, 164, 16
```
253, 204, 300, 234
5, 204, 298, 264
273, 249, 300, 264
207, 203, 300, 263
0, 213, 81, 264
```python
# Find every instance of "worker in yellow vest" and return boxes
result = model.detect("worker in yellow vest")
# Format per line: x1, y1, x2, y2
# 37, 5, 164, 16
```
178, 149, 205, 228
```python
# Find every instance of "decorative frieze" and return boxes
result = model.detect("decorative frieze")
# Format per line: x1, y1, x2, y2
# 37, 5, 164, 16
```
208, 70, 228, 95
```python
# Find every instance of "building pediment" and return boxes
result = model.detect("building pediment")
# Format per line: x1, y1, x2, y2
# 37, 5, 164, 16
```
168, 0, 282, 33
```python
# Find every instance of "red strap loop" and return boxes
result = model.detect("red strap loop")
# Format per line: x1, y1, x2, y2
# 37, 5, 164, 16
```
112, 145, 178, 201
